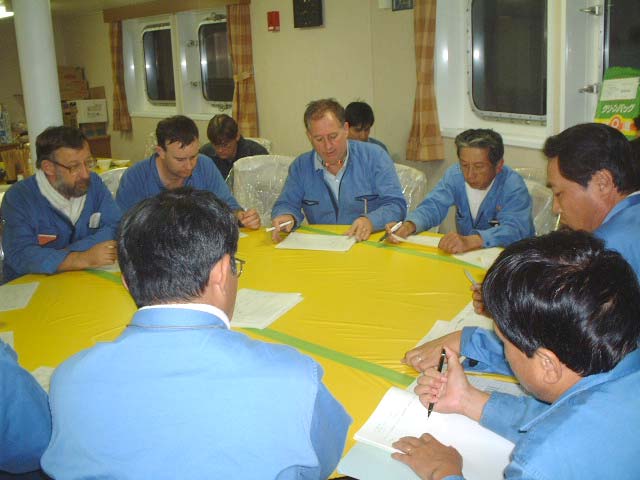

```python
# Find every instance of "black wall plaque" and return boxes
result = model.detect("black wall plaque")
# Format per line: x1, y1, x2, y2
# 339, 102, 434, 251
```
293, 0, 323, 28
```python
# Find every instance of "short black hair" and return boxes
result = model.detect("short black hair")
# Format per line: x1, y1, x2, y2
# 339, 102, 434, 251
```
207, 114, 239, 145
543, 123, 638, 194
156, 115, 199, 150
483, 230, 640, 376
345, 101, 375, 129
35, 126, 88, 168
454, 129, 504, 165
304, 98, 345, 131
117, 187, 239, 307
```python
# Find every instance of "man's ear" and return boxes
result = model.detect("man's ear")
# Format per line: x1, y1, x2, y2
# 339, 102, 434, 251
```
495, 158, 505, 175
120, 274, 130, 293
535, 348, 563, 384
592, 169, 615, 195
208, 254, 230, 295
155, 145, 165, 159
41, 159, 55, 177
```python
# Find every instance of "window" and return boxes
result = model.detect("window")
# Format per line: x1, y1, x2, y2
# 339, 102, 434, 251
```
199, 21, 234, 102
604, 0, 640, 70
469, 0, 547, 122
142, 25, 175, 103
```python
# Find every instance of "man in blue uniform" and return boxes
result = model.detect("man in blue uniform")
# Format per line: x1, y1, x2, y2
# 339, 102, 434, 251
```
271, 98, 406, 242
42, 188, 350, 479
1, 126, 120, 282
386, 129, 534, 254
116, 115, 260, 229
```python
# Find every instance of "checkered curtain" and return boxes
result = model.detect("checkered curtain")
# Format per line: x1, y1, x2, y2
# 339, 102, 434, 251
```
109, 21, 132, 132
227, 3, 259, 137
406, 0, 443, 162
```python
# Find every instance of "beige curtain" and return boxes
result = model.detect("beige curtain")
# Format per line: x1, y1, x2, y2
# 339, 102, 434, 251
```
226, 3, 258, 137
109, 21, 132, 132
406, 0, 443, 162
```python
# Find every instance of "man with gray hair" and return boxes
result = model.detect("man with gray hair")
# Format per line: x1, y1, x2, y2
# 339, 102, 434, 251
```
271, 98, 406, 242
385, 129, 534, 253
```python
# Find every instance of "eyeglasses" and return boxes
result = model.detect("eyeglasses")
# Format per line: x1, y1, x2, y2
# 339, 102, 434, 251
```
47, 157, 96, 175
232, 256, 246, 277
213, 140, 235, 150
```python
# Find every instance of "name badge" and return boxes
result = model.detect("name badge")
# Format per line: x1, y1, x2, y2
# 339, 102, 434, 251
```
89, 212, 101, 229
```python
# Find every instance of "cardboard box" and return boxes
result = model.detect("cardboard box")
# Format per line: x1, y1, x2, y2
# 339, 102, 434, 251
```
72, 99, 108, 124
89, 86, 106, 99
58, 66, 84, 82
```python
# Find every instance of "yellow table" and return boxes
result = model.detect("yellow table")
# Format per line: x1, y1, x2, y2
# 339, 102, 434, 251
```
0, 225, 485, 454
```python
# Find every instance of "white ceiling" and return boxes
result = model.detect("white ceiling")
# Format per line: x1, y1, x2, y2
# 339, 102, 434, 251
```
49, 0, 151, 16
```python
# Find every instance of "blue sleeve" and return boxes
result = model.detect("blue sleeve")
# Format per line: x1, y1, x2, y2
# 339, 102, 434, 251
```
0, 341, 51, 473
480, 392, 548, 444
115, 166, 144, 215
460, 327, 514, 376
406, 167, 457, 233
65, 178, 121, 253
363, 151, 407, 231
271, 158, 307, 226
475, 174, 534, 248
1, 186, 69, 275
307, 373, 351, 479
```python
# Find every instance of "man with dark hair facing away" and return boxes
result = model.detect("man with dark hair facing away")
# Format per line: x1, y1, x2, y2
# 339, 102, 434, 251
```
1, 125, 121, 282
385, 128, 534, 253
200, 113, 268, 179
42, 188, 350, 479
393, 230, 640, 479
116, 115, 260, 228
345, 101, 388, 153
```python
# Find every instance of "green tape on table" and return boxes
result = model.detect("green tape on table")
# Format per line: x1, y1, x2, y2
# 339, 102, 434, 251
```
246, 327, 415, 387
87, 269, 122, 285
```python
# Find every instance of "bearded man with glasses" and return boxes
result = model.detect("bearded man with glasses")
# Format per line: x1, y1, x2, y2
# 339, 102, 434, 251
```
0, 125, 121, 282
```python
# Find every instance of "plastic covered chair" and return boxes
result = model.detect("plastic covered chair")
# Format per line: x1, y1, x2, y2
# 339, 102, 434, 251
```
514, 167, 547, 185
100, 167, 128, 198
524, 179, 558, 235
245, 137, 272, 153
231, 155, 295, 225
394, 164, 427, 211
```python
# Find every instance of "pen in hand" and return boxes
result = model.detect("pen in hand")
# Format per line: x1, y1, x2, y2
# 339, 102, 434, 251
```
427, 348, 447, 418
379, 221, 403, 242
464, 269, 478, 287
266, 220, 293, 232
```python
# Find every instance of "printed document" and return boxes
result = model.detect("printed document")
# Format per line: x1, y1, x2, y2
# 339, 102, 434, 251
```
275, 232, 356, 252
232, 289, 303, 329
391, 233, 440, 248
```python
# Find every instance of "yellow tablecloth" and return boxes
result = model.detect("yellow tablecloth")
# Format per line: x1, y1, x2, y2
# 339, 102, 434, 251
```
0, 225, 486, 454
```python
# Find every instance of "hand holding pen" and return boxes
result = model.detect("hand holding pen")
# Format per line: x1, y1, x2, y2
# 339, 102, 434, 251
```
380, 221, 416, 243
269, 215, 295, 243
427, 349, 447, 417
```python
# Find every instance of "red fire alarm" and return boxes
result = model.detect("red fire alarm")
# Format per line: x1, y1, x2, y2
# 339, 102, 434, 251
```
267, 11, 280, 32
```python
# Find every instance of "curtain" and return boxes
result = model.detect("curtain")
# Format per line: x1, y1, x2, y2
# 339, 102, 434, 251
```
406, 0, 443, 162
109, 21, 132, 132
226, 3, 258, 137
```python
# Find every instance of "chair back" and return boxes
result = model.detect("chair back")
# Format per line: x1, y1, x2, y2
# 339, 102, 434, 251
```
231, 155, 295, 225
394, 164, 428, 211
513, 167, 546, 185
524, 179, 558, 235
100, 167, 128, 198
244, 137, 272, 153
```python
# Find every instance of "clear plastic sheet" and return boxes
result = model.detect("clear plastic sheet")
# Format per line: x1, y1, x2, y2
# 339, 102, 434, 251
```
395, 163, 428, 210
231, 154, 295, 225
524, 179, 558, 235
99, 167, 127, 198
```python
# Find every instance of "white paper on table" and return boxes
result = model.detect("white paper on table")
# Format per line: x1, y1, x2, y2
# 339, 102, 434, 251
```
232, 288, 303, 329
355, 386, 514, 480
391, 233, 440, 248
275, 232, 356, 252
0, 282, 39, 312
449, 301, 494, 331
452, 247, 502, 269
467, 374, 527, 397
239, 232, 248, 238
0, 331, 14, 348
31, 366, 55, 393
93, 263, 120, 273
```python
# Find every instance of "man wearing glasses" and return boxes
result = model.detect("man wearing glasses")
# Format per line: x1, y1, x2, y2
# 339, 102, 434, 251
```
1, 126, 121, 282
42, 188, 350, 478
200, 114, 268, 180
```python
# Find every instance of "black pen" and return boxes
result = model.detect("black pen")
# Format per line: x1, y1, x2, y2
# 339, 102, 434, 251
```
427, 348, 447, 418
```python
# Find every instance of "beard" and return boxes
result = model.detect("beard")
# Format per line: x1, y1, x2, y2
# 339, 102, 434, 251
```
53, 175, 90, 198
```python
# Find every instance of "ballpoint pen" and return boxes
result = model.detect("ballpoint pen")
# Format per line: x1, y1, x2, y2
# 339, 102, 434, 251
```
266, 220, 293, 232
464, 269, 478, 286
427, 348, 447, 418
378, 221, 403, 242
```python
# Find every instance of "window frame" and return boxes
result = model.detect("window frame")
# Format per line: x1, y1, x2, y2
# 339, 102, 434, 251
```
141, 23, 176, 106
198, 17, 235, 104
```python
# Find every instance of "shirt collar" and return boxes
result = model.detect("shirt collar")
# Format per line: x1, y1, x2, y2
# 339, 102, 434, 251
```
314, 142, 350, 172
137, 303, 231, 329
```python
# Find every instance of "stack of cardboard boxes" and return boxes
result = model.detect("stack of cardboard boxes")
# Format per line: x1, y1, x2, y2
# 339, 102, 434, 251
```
59, 66, 111, 157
